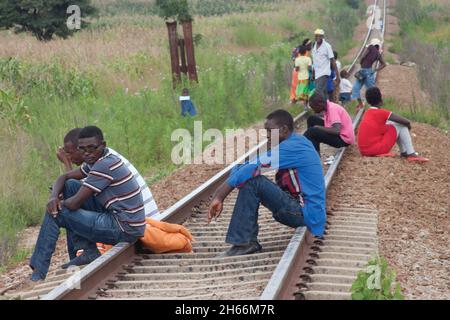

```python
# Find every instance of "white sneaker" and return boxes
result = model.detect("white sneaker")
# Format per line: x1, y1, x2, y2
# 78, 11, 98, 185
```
324, 156, 335, 165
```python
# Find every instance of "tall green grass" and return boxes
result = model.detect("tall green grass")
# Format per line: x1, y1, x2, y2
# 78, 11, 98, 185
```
394, 0, 449, 127
384, 98, 448, 130
233, 22, 279, 47
94, 0, 291, 17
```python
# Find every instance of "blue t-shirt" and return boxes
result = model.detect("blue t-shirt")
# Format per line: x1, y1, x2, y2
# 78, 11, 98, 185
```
227, 133, 326, 236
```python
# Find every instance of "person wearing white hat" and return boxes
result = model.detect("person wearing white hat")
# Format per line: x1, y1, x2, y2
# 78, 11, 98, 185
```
311, 28, 340, 100
352, 38, 386, 110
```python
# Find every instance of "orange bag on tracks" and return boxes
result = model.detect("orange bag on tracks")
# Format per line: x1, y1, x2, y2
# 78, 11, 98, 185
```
139, 218, 194, 254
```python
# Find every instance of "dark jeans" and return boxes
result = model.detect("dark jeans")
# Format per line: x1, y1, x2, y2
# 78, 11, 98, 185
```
30, 180, 136, 278
314, 75, 329, 100
226, 175, 305, 246
304, 115, 349, 154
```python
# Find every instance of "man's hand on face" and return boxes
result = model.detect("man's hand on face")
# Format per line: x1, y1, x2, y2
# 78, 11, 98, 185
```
47, 197, 62, 218
56, 147, 69, 164
208, 197, 224, 224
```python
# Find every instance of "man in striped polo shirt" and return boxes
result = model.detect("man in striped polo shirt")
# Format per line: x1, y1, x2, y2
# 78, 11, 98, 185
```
29, 126, 146, 281
57, 128, 159, 260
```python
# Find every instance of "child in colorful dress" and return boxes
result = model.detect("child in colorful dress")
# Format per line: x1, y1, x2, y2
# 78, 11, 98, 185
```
295, 46, 313, 108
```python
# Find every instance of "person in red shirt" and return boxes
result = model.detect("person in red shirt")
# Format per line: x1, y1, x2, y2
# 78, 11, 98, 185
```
357, 87, 429, 163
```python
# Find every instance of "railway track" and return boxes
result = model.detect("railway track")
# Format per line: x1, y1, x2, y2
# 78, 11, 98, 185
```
6, 0, 387, 300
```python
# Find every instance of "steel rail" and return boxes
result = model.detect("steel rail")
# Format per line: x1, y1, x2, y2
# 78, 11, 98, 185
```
260, 0, 386, 300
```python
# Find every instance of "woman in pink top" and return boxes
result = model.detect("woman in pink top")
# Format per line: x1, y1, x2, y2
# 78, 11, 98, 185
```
304, 94, 355, 154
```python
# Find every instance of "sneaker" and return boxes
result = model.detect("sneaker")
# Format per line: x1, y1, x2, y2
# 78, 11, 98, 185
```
61, 250, 101, 269
216, 241, 262, 258
30, 270, 45, 282
324, 156, 335, 166
406, 153, 429, 163
356, 102, 365, 111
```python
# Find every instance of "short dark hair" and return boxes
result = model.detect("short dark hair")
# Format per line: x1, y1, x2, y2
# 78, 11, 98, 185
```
266, 109, 294, 132
64, 128, 82, 146
78, 126, 104, 141
302, 38, 311, 46
340, 69, 348, 78
309, 93, 327, 106
365, 87, 382, 106
299, 45, 307, 55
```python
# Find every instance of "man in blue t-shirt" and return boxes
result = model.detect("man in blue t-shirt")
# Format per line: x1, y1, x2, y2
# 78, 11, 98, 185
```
208, 110, 326, 257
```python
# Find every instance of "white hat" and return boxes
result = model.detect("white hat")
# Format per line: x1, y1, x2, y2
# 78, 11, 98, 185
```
314, 29, 325, 35
368, 38, 382, 47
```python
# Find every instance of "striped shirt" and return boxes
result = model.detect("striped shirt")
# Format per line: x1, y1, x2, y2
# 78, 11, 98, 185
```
108, 148, 159, 218
81, 148, 146, 237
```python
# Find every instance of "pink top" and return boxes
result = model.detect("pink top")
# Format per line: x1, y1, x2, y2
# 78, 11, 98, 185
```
324, 101, 355, 145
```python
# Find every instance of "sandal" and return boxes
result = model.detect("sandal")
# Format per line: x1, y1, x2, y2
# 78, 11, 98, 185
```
375, 152, 397, 158
406, 152, 429, 163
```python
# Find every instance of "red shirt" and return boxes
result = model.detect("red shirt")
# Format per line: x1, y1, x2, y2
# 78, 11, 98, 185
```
357, 108, 397, 156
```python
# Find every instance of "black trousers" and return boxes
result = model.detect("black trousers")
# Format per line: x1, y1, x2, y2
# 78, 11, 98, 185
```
304, 115, 349, 154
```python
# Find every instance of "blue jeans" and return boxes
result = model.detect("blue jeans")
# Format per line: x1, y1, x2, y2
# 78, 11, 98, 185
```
226, 175, 305, 245
339, 92, 351, 103
351, 68, 376, 100
30, 180, 136, 278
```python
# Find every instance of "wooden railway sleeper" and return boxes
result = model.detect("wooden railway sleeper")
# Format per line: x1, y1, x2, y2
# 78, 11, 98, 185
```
309, 252, 320, 259
306, 259, 318, 266
303, 266, 314, 274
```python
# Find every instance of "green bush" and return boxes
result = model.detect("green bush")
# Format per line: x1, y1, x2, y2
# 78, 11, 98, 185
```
345, 0, 361, 10
0, 0, 97, 41
351, 256, 404, 300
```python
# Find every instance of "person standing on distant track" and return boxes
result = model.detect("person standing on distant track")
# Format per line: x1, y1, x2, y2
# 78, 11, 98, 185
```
295, 45, 313, 108
311, 29, 340, 100
352, 38, 386, 110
